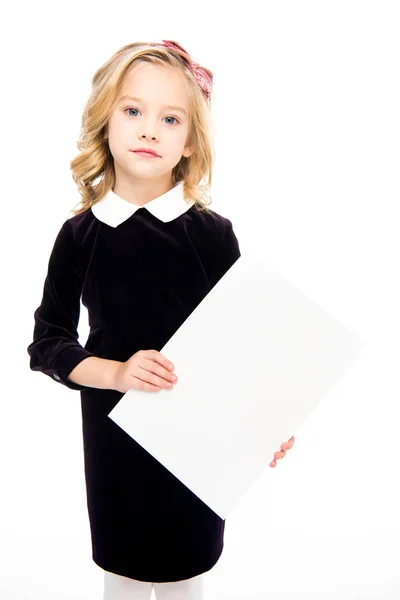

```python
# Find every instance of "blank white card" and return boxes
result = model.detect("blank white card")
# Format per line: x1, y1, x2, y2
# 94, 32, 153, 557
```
108, 253, 365, 519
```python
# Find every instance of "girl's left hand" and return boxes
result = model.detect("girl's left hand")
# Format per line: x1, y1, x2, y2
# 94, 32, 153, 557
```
269, 435, 295, 467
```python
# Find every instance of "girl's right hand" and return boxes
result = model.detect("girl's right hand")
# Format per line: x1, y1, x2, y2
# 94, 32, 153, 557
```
113, 349, 178, 394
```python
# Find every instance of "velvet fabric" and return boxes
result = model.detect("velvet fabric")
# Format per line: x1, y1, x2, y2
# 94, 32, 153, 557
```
27, 195, 241, 583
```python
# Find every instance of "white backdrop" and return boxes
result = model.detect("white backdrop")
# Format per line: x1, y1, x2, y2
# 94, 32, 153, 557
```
2, 1, 399, 599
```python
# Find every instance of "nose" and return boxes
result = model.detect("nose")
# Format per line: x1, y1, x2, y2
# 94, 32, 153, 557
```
140, 132, 158, 140
139, 120, 159, 142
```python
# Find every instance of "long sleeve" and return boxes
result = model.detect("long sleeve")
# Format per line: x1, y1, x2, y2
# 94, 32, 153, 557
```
27, 219, 96, 391
208, 217, 241, 289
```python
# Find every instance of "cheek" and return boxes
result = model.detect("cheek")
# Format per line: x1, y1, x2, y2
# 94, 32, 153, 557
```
108, 122, 132, 153
175, 128, 191, 149
114, 119, 130, 138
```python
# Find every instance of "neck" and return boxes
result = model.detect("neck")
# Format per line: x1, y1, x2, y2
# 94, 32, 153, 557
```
112, 172, 175, 206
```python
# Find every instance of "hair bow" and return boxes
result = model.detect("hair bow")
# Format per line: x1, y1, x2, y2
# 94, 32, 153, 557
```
155, 39, 213, 101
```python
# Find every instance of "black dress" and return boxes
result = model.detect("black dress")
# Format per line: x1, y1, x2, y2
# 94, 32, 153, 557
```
27, 180, 241, 583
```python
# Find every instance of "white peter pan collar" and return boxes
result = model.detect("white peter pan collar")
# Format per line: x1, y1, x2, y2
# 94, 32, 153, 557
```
91, 180, 195, 227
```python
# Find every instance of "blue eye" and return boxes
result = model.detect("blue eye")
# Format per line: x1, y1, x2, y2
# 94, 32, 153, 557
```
124, 108, 179, 125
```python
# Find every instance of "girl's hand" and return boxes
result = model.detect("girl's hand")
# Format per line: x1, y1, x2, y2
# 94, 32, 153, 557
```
269, 435, 295, 468
113, 349, 178, 393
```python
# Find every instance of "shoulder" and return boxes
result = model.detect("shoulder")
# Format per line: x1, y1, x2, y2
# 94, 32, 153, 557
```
189, 205, 236, 239
188, 205, 240, 287
65, 207, 98, 246
67, 207, 94, 230
189, 204, 241, 262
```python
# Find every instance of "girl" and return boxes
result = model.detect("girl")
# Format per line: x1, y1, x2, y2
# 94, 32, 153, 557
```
27, 39, 293, 600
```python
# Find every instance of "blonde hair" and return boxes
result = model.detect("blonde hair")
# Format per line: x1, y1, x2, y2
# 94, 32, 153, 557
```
69, 41, 215, 216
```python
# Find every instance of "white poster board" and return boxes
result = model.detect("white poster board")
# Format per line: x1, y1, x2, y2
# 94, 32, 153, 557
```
108, 254, 365, 519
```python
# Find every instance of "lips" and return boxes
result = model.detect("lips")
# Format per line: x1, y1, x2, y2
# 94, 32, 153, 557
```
132, 149, 159, 157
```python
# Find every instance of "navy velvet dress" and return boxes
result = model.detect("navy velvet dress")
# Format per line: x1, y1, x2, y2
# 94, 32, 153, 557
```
27, 180, 241, 583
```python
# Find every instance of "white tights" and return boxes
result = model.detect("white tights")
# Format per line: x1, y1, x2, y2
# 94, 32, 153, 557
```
103, 570, 204, 600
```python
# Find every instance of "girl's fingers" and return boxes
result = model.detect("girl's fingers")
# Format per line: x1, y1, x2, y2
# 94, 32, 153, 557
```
275, 450, 286, 459
281, 437, 295, 451
271, 435, 295, 466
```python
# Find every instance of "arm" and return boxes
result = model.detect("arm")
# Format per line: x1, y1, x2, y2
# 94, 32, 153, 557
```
208, 217, 241, 289
27, 219, 119, 391
67, 355, 123, 390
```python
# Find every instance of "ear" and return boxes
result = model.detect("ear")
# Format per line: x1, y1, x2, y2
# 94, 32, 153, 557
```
182, 144, 192, 158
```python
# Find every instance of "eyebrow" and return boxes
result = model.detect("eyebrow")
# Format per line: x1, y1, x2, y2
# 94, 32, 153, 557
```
118, 95, 188, 116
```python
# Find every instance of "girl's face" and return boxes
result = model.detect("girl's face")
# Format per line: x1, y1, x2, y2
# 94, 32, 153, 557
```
106, 63, 192, 185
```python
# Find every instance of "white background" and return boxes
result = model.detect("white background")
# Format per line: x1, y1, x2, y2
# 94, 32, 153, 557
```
2, 1, 399, 598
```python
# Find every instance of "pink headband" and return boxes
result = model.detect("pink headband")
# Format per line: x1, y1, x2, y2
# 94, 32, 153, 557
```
154, 39, 213, 102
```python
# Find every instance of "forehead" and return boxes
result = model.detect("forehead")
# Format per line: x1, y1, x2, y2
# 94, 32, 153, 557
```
119, 63, 190, 108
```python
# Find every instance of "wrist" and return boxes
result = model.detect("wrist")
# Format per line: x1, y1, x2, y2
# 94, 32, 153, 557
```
102, 359, 124, 391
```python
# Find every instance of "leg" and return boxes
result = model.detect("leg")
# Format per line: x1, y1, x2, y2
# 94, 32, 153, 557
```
153, 573, 204, 600
103, 570, 154, 600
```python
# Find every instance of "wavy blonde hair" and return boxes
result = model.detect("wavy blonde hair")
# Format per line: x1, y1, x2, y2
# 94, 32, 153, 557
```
69, 41, 215, 216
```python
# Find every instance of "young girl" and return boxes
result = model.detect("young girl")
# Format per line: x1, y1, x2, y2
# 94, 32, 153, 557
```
26, 39, 240, 600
